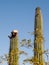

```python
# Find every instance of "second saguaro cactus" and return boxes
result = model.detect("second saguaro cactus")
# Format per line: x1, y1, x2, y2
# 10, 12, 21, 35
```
8, 30, 19, 65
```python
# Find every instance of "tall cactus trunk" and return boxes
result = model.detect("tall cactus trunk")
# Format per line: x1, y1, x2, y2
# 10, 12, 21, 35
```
8, 30, 19, 65
34, 7, 44, 65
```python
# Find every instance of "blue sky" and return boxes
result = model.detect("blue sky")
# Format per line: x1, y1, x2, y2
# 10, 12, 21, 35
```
0, 0, 49, 65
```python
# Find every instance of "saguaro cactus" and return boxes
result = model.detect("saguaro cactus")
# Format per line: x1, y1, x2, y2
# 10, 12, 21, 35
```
34, 7, 44, 65
8, 30, 19, 65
